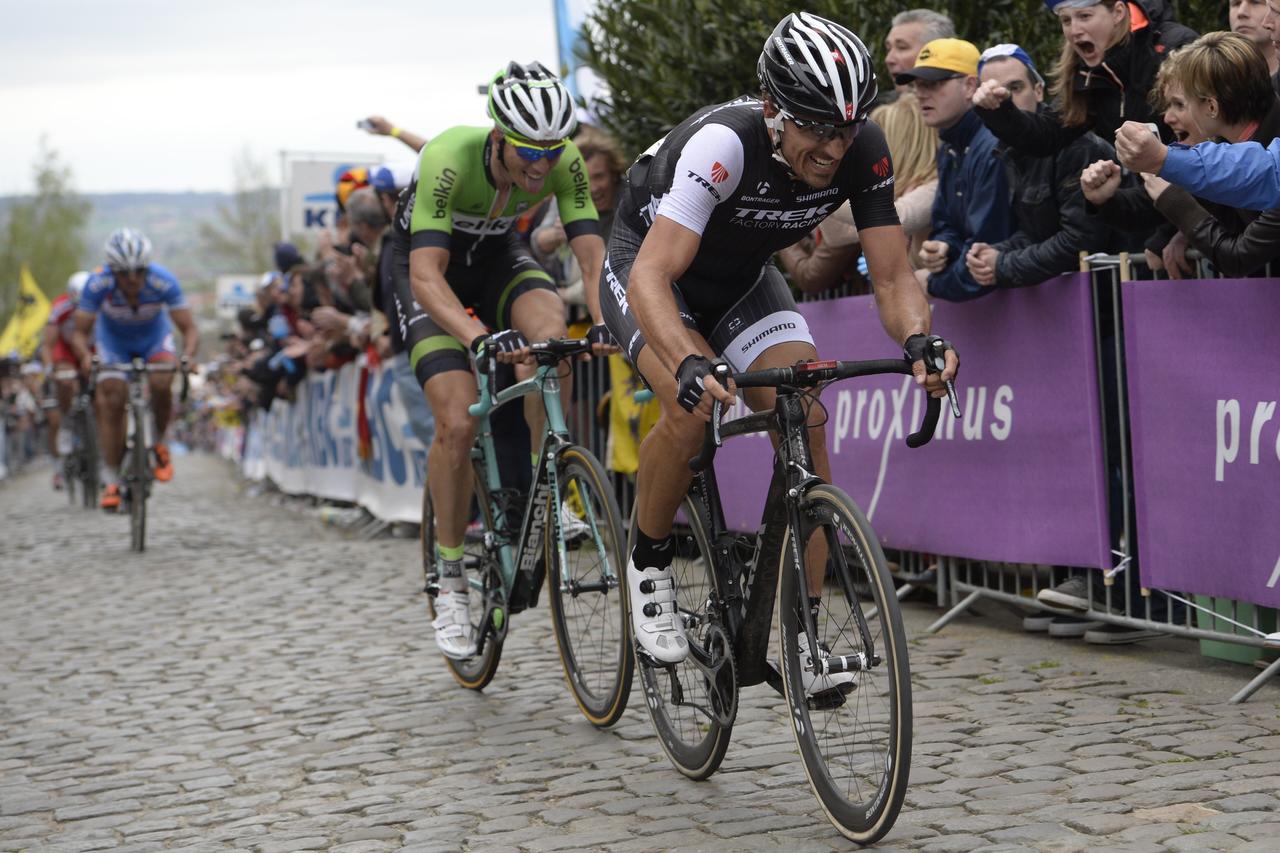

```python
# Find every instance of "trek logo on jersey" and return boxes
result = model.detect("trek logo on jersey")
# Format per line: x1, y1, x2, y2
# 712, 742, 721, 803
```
711, 162, 729, 183
756, 181, 771, 195
432, 168, 457, 220
730, 201, 837, 228
872, 156, 891, 178
686, 170, 722, 201
569, 157, 589, 209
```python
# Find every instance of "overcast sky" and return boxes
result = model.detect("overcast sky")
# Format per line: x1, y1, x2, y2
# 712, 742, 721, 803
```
1, 1, 562, 194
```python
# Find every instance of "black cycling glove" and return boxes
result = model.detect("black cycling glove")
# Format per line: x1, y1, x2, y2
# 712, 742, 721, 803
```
586, 323, 614, 350
675, 354, 714, 414
471, 329, 529, 359
903, 333, 953, 375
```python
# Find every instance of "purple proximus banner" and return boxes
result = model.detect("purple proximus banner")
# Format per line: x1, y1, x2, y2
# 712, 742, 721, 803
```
1123, 277, 1280, 606
713, 273, 1112, 569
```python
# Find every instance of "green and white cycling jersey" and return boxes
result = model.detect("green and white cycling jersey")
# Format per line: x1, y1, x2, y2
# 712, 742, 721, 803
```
395, 125, 600, 264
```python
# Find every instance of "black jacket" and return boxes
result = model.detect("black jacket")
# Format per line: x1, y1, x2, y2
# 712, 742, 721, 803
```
993, 125, 1120, 287
1153, 97, 1280, 277
976, 0, 1196, 157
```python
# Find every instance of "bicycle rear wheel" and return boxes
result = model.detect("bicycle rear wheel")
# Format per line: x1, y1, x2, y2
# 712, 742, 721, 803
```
632, 495, 735, 779
547, 446, 632, 727
777, 484, 911, 845
421, 469, 504, 690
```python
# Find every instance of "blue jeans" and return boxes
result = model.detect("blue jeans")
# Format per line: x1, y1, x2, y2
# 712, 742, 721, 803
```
390, 353, 436, 450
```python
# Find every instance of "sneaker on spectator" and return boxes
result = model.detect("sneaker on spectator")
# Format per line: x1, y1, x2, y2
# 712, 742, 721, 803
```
1038, 575, 1123, 614
52, 470, 64, 491
99, 483, 121, 510
1022, 614, 1053, 632
1084, 625, 1164, 645
1047, 615, 1103, 637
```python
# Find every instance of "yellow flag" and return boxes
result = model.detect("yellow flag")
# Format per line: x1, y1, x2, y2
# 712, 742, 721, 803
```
0, 265, 52, 359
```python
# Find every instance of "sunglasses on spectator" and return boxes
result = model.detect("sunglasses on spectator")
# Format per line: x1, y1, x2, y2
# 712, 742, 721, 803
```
505, 134, 567, 163
783, 111, 863, 142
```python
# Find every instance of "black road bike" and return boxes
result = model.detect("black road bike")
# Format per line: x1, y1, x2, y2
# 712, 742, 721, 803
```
55, 367, 99, 508
630, 356, 953, 844
93, 358, 187, 551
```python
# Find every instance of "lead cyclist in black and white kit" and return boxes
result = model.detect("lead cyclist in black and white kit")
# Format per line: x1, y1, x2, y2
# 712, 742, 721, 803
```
602, 12, 959, 691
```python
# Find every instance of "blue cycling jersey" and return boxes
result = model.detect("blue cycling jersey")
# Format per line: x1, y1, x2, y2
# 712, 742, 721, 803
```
79, 264, 186, 351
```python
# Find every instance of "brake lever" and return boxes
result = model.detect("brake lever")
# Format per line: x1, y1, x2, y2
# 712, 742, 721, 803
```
926, 339, 961, 419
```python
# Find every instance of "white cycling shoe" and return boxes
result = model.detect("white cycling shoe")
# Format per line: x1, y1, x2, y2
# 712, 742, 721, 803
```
432, 590, 477, 660
628, 560, 689, 664
798, 631, 856, 697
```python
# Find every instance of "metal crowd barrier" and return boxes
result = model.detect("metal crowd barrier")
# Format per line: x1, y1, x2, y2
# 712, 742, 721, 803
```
922, 253, 1279, 703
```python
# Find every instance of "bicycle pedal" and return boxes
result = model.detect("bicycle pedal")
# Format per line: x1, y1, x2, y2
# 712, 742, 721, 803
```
634, 645, 675, 671
807, 686, 851, 711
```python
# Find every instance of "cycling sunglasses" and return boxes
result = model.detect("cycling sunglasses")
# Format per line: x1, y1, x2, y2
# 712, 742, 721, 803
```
783, 111, 864, 142
110, 265, 148, 278
504, 134, 568, 163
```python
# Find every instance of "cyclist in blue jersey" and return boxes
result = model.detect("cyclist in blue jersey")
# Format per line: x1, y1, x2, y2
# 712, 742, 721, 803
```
72, 228, 199, 508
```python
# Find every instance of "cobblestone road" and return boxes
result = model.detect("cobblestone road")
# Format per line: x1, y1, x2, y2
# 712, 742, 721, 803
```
2, 456, 1279, 852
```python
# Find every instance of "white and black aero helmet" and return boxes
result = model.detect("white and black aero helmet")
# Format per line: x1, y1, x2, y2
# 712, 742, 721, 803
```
487, 61, 577, 141
758, 12, 877, 125
66, 271, 90, 301
104, 227, 152, 272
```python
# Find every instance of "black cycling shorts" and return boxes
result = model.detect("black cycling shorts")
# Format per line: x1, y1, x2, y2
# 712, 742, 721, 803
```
599, 215, 814, 378
388, 232, 557, 387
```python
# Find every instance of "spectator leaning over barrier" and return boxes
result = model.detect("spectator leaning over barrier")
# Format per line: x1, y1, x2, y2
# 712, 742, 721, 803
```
1231, 0, 1279, 78
1101, 33, 1280, 277
311, 188, 385, 350
974, 1, 1197, 159
359, 115, 427, 153
884, 9, 956, 95
776, 94, 939, 290
965, 44, 1117, 289
898, 38, 1014, 301
1095, 50, 1208, 275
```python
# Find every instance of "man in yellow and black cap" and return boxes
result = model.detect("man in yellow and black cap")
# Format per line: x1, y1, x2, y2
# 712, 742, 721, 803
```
896, 38, 1014, 301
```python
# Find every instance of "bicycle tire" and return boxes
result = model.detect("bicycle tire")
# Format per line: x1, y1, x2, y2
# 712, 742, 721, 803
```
421, 468, 504, 690
546, 445, 633, 728
777, 483, 911, 845
632, 495, 735, 780
83, 407, 100, 510
129, 427, 148, 552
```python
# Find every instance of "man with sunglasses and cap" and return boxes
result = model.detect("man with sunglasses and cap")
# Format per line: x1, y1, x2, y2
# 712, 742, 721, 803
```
600, 12, 957, 686
897, 37, 1013, 301
388, 60, 609, 660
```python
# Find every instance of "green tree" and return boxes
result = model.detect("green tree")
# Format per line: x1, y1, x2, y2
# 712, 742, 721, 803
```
582, 0, 1226, 159
198, 148, 280, 274
0, 139, 90, 324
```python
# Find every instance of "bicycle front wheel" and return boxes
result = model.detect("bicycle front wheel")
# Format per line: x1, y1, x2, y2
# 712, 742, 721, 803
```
777, 484, 911, 845
129, 436, 148, 552
81, 409, 100, 510
421, 470, 504, 690
546, 446, 632, 728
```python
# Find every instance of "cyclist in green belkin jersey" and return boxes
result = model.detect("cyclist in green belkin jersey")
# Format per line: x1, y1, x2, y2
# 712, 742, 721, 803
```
387, 61, 613, 660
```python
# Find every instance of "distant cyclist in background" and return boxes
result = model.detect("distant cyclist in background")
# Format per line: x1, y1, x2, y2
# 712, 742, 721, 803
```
72, 228, 199, 509
41, 270, 91, 489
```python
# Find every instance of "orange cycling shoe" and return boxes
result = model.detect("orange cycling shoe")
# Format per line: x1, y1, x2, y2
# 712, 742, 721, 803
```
153, 443, 173, 482
100, 483, 121, 510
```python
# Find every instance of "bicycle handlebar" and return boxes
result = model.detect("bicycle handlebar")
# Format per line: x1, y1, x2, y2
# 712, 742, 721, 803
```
470, 337, 591, 417
688, 359, 945, 473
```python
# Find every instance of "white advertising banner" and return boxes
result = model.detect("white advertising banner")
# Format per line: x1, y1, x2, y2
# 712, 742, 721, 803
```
215, 274, 259, 321
250, 361, 428, 523
284, 156, 381, 236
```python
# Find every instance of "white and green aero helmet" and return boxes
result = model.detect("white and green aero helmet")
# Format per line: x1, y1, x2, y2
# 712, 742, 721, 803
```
487, 61, 577, 142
